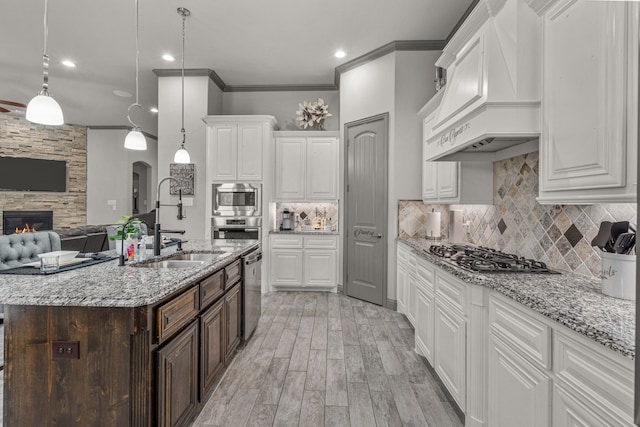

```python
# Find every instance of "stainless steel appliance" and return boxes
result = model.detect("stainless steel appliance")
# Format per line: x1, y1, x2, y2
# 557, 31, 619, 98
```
429, 244, 559, 274
212, 183, 261, 217
212, 217, 261, 240
242, 248, 262, 340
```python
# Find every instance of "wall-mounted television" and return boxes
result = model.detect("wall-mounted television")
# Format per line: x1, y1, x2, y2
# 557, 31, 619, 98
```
0, 156, 67, 192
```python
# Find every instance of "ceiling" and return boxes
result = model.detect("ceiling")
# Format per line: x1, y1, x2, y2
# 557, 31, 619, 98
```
0, 0, 475, 134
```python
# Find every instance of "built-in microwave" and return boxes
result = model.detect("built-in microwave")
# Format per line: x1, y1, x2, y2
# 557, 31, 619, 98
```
212, 183, 261, 217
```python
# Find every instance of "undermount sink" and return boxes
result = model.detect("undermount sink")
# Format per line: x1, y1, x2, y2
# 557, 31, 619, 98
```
133, 260, 205, 269
169, 252, 228, 262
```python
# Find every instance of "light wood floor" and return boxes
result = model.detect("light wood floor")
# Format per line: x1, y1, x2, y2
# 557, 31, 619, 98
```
192, 291, 463, 427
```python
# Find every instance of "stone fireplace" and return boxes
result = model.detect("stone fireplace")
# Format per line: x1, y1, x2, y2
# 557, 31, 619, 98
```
2, 211, 54, 235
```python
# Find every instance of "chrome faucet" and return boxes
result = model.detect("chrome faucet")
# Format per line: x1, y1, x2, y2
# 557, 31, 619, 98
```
154, 176, 186, 256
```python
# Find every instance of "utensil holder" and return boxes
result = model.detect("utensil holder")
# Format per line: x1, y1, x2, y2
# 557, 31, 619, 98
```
601, 252, 636, 300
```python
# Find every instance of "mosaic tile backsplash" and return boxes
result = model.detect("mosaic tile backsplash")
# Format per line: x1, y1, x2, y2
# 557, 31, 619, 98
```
275, 203, 339, 231
399, 152, 637, 277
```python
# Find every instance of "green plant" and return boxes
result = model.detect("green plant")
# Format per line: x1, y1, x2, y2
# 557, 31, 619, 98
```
108, 215, 143, 241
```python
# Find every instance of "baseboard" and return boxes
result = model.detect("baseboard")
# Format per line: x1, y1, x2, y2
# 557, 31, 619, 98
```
385, 298, 397, 311
337, 284, 343, 294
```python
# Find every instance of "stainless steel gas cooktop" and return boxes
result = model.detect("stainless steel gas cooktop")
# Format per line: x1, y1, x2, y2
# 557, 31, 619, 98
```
428, 244, 560, 274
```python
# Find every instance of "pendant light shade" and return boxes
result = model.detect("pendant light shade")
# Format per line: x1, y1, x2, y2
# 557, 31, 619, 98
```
26, 0, 64, 126
26, 91, 63, 126
124, 0, 147, 151
173, 7, 191, 164
124, 128, 147, 150
174, 146, 191, 163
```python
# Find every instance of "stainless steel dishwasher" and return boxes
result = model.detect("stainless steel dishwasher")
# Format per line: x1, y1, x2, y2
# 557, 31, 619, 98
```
241, 248, 262, 340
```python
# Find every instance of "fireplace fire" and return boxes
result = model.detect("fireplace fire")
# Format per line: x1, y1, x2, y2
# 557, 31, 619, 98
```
15, 224, 37, 234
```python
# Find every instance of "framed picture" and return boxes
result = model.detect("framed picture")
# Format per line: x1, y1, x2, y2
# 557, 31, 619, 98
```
169, 163, 195, 195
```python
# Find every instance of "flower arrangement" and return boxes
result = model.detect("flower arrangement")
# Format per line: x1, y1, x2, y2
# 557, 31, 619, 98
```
296, 98, 332, 129
108, 215, 143, 241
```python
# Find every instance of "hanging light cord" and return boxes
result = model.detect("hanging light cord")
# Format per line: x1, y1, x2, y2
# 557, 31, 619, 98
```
180, 8, 187, 146
41, 0, 50, 94
127, 0, 142, 129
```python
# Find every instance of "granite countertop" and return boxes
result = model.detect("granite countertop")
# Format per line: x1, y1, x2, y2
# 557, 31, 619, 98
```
399, 237, 636, 360
269, 230, 339, 235
0, 239, 259, 308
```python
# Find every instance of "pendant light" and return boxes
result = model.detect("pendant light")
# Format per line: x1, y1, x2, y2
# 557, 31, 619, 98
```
124, 0, 147, 150
173, 7, 191, 164
26, 0, 64, 126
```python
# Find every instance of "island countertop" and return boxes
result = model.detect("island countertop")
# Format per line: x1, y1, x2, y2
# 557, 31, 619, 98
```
399, 237, 635, 360
0, 239, 259, 308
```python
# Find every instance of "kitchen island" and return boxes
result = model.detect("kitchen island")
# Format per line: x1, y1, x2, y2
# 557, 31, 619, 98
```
0, 239, 259, 427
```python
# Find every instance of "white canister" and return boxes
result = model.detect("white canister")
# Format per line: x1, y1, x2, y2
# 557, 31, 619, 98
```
600, 252, 636, 300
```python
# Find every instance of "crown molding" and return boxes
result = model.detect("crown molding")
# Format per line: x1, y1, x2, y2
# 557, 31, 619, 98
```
152, 68, 226, 91
86, 125, 158, 140
225, 84, 338, 93
446, 0, 481, 43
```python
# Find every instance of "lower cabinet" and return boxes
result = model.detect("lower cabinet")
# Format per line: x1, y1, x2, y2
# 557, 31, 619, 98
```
225, 281, 242, 359
434, 300, 466, 412
488, 334, 551, 427
396, 257, 408, 315
415, 284, 435, 364
200, 299, 225, 398
270, 234, 338, 290
157, 321, 199, 427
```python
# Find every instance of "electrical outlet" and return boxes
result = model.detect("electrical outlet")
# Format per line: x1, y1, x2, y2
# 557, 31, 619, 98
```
52, 341, 80, 359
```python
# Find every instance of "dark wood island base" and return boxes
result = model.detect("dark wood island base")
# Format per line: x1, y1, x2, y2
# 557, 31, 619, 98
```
3, 258, 243, 427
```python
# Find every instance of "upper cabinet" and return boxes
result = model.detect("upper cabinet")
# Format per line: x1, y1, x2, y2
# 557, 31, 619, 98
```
274, 131, 339, 202
535, 0, 638, 204
203, 116, 278, 182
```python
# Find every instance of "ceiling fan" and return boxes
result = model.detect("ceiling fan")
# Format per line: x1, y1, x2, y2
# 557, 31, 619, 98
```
0, 100, 26, 115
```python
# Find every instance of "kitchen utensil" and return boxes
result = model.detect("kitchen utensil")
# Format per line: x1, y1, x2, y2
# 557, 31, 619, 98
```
590, 221, 612, 251
609, 221, 630, 248
613, 232, 635, 254
280, 209, 292, 231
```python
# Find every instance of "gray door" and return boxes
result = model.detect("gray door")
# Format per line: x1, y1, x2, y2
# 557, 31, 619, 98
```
345, 114, 388, 306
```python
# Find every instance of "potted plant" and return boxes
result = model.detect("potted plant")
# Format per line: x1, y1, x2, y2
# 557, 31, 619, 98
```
109, 215, 143, 257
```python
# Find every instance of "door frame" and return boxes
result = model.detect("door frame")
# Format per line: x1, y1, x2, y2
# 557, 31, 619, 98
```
342, 113, 389, 306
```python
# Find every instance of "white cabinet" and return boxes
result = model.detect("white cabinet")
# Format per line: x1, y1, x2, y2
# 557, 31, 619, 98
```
415, 286, 435, 364
434, 299, 466, 411
274, 131, 339, 201
537, 0, 638, 204
488, 335, 551, 427
396, 257, 408, 315
204, 116, 278, 182
269, 234, 337, 290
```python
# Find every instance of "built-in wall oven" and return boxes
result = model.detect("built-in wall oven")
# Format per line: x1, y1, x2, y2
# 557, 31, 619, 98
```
212, 183, 261, 217
212, 217, 261, 240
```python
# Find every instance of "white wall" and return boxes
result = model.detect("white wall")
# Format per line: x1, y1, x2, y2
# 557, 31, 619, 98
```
223, 90, 340, 130
339, 50, 439, 303
157, 76, 223, 240
86, 128, 158, 225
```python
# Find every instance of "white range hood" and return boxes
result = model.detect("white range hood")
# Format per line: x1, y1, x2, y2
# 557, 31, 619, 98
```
424, 0, 541, 162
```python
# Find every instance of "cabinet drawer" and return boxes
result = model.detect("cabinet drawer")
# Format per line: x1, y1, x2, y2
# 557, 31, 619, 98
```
416, 260, 435, 293
489, 294, 550, 370
554, 330, 634, 424
225, 260, 242, 286
200, 269, 225, 309
157, 286, 200, 344
397, 243, 410, 263
270, 235, 304, 249
435, 272, 467, 315
304, 236, 337, 249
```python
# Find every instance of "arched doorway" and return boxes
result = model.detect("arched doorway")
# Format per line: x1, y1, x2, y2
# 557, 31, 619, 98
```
132, 161, 152, 215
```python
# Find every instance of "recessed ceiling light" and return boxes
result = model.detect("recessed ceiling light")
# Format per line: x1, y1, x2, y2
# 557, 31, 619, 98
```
62, 60, 76, 68
113, 90, 133, 98
162, 54, 175, 62
150, 107, 159, 113
334, 50, 346, 59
